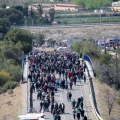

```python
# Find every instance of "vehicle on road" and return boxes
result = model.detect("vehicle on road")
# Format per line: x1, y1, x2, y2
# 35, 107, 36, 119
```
57, 47, 67, 52
18, 113, 45, 120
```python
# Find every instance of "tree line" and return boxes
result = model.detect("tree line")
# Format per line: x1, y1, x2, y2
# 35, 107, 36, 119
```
73, 0, 115, 9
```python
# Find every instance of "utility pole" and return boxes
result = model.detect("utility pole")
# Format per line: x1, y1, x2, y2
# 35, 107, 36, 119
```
114, 37, 119, 87
65, 10, 66, 22
100, 12, 102, 23
115, 45, 118, 87
103, 37, 107, 53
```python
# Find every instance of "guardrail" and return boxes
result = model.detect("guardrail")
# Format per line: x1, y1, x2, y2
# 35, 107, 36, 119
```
84, 55, 94, 74
87, 67, 104, 120
84, 55, 104, 120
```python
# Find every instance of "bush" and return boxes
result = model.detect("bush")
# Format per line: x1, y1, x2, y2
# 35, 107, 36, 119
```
112, 84, 118, 90
0, 86, 7, 94
4, 81, 18, 89
117, 98, 120, 105
8, 89, 14, 94
0, 71, 11, 86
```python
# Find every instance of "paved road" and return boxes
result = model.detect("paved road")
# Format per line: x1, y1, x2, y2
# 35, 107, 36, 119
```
21, 52, 97, 120
31, 68, 96, 120
14, 23, 120, 30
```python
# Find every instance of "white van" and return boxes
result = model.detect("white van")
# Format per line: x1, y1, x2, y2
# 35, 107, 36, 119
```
18, 113, 45, 120
57, 47, 67, 52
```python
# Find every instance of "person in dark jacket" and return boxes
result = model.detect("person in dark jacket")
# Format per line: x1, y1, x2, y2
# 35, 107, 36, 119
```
83, 115, 87, 120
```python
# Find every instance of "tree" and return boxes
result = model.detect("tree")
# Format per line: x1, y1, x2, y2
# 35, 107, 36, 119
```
23, 5, 28, 16
0, 18, 11, 34
73, 0, 113, 9
4, 28, 33, 53
0, 8, 24, 25
1, 4, 6, 9
29, 6, 35, 18
34, 33, 45, 46
49, 8, 55, 23
105, 89, 115, 115
37, 4, 43, 17
73, 0, 85, 6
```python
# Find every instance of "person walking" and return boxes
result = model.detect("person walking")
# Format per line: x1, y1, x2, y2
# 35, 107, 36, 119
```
69, 91, 72, 101
51, 103, 54, 113
61, 103, 65, 113
71, 99, 76, 109
83, 74, 86, 83
80, 109, 85, 118
76, 108, 81, 120
69, 81, 73, 90
73, 76, 77, 85
83, 115, 87, 120
57, 114, 61, 120
72, 108, 76, 120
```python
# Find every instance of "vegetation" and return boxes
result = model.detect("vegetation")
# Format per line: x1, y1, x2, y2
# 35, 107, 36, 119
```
8, 89, 14, 94
0, 28, 33, 93
73, 0, 113, 9
33, 33, 45, 46
71, 40, 120, 89
117, 98, 120, 105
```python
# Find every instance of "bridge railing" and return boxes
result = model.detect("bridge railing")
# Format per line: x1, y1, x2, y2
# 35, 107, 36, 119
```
84, 55, 94, 74
84, 55, 104, 120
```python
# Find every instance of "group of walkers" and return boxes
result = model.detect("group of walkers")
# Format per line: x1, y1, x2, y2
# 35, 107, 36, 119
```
28, 50, 87, 120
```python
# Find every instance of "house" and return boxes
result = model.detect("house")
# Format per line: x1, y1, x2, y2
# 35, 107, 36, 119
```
29, 3, 85, 12
29, 4, 54, 11
54, 4, 85, 11
111, 1, 120, 12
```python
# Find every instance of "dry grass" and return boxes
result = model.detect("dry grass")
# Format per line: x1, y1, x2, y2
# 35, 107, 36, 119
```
93, 78, 120, 120
0, 86, 22, 120
28, 25, 120, 41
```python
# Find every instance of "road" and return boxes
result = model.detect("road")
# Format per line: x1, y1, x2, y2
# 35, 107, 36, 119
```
14, 23, 120, 30
30, 62, 97, 120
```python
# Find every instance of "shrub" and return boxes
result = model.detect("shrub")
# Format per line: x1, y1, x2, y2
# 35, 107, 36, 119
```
117, 98, 120, 105
4, 81, 18, 89
0, 71, 11, 86
5, 65, 21, 82
112, 84, 118, 90
0, 86, 7, 94
8, 89, 14, 94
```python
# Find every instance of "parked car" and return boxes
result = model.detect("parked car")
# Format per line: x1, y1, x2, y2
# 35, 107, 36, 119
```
97, 40, 105, 48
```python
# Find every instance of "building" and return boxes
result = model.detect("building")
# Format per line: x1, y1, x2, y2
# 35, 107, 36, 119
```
111, 1, 120, 12
29, 4, 54, 11
29, 3, 85, 12
54, 4, 85, 11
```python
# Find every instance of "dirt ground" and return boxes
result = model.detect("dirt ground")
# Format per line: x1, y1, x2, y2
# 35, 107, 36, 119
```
0, 86, 22, 120
93, 78, 120, 120
28, 25, 120, 41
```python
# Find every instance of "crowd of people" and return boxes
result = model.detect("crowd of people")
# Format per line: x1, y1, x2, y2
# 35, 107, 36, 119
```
28, 50, 87, 120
